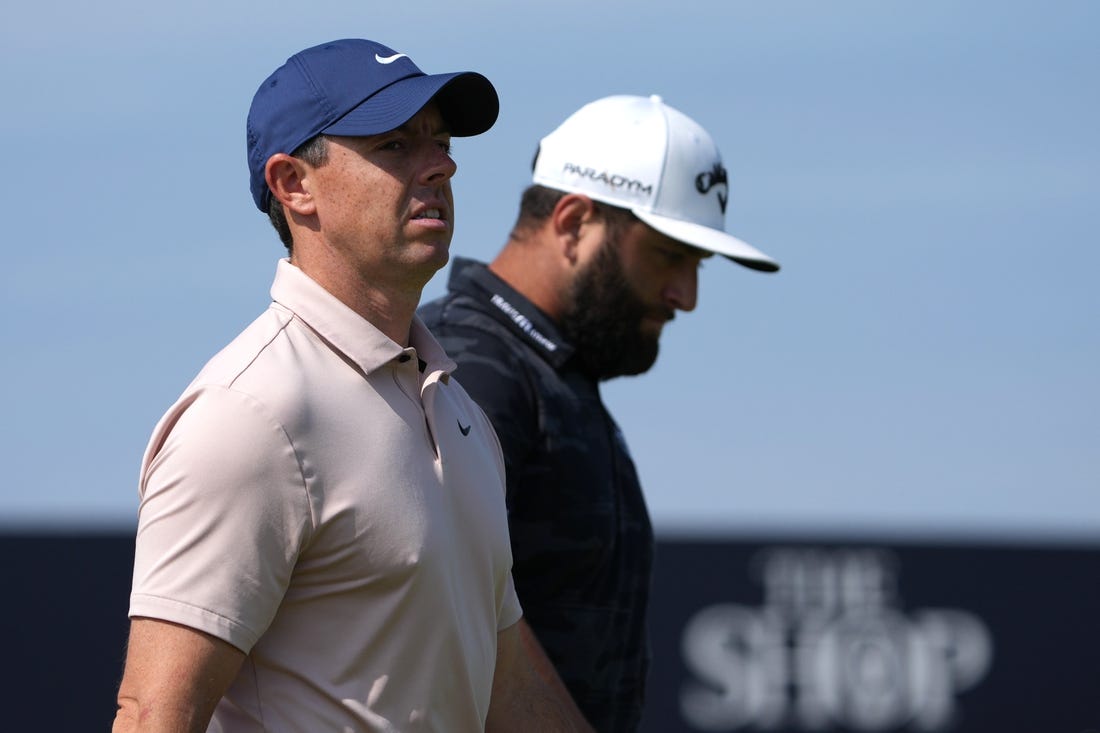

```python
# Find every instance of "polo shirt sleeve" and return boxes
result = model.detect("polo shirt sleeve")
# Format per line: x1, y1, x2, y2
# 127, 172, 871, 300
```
129, 385, 313, 653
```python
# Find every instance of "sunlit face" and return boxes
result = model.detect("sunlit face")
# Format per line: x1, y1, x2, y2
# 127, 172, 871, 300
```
560, 219, 711, 379
307, 102, 457, 289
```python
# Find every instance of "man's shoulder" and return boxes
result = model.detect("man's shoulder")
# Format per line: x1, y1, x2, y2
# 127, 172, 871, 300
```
420, 274, 526, 344
190, 305, 297, 390
422, 288, 502, 331
420, 258, 504, 329
422, 293, 526, 371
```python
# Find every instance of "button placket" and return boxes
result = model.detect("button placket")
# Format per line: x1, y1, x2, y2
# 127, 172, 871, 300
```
392, 352, 438, 457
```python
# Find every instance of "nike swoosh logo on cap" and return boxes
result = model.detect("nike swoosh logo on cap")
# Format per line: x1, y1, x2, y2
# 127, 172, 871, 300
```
375, 53, 408, 64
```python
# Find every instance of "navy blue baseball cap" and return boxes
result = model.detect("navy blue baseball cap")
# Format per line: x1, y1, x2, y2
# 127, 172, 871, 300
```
247, 38, 499, 212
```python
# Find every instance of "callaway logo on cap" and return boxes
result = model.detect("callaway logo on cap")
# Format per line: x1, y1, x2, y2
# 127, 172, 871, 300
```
532, 95, 779, 272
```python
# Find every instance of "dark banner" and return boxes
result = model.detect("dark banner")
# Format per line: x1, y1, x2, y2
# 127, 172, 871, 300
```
640, 538, 1100, 733
2, 532, 133, 730
4, 532, 1098, 731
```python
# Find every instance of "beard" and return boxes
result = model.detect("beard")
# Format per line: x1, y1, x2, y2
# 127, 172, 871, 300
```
558, 240, 673, 381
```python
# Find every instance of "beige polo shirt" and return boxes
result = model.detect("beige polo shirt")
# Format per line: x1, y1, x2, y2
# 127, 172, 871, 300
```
129, 259, 522, 732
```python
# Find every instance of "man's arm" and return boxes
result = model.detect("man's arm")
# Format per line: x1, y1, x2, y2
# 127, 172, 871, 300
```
486, 619, 595, 732
516, 619, 594, 726
112, 617, 245, 733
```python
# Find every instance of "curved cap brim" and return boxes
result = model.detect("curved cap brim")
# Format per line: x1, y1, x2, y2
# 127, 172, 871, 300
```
634, 210, 780, 272
324, 71, 498, 138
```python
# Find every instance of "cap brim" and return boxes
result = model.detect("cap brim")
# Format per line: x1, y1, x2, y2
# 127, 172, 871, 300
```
324, 71, 498, 138
633, 210, 780, 272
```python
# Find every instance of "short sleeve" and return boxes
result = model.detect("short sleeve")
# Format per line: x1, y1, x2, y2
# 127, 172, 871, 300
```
498, 568, 523, 632
129, 386, 313, 652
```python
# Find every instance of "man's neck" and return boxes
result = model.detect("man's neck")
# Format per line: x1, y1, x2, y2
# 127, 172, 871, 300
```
341, 282, 420, 346
290, 253, 422, 346
490, 240, 568, 322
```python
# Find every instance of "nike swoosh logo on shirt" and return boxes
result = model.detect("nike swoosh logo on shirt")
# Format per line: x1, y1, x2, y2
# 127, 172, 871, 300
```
458, 420, 472, 436
375, 53, 408, 64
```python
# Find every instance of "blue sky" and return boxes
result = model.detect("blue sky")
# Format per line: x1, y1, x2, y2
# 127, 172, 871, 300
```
2, 1, 1096, 539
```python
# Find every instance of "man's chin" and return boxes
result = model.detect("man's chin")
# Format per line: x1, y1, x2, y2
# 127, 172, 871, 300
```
414, 238, 451, 265
601, 342, 660, 380
398, 241, 451, 288
641, 318, 668, 338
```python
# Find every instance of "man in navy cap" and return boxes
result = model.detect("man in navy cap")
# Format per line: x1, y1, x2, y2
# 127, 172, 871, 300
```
112, 39, 590, 732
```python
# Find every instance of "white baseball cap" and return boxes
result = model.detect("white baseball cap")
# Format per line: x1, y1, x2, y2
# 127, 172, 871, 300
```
532, 94, 779, 272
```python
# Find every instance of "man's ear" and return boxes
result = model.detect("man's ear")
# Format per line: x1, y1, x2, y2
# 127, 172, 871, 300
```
550, 194, 597, 265
265, 153, 316, 216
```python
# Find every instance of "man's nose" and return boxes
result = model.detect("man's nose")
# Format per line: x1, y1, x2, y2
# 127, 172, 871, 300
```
663, 265, 699, 312
420, 143, 457, 184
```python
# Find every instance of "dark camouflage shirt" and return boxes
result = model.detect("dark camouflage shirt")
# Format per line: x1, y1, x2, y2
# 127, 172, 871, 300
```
419, 258, 654, 733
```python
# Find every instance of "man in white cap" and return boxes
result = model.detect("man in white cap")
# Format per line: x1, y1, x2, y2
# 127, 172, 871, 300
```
113, 39, 590, 732
420, 94, 780, 732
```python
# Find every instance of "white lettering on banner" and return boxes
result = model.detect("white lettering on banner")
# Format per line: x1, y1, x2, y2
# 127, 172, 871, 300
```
679, 549, 993, 731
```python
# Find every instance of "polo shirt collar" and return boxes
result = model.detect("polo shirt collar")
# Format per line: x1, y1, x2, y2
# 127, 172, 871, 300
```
447, 257, 575, 369
271, 259, 456, 379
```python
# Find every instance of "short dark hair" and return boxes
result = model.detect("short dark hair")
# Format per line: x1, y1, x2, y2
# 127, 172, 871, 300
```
266, 135, 330, 254
510, 184, 638, 243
